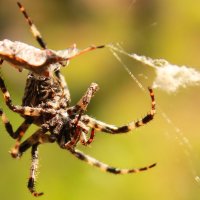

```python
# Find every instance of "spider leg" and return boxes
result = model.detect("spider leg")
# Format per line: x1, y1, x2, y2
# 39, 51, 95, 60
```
68, 82, 99, 114
81, 88, 155, 134
17, 1, 71, 93
28, 144, 44, 197
0, 108, 32, 139
17, 129, 56, 157
16, 2, 105, 61
0, 108, 33, 157
67, 147, 156, 174
21, 132, 56, 196
76, 82, 99, 112
17, 2, 46, 49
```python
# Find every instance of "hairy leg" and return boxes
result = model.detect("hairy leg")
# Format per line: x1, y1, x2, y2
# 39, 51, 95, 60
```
67, 147, 156, 174
28, 144, 44, 197
17, 2, 46, 49
81, 88, 155, 134
17, 129, 56, 157
0, 108, 34, 157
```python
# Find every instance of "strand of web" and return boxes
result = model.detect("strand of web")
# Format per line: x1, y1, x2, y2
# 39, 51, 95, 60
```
107, 43, 200, 183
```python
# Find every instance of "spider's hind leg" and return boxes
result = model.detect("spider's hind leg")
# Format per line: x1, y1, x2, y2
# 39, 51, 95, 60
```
28, 144, 43, 197
14, 130, 56, 196
67, 148, 156, 174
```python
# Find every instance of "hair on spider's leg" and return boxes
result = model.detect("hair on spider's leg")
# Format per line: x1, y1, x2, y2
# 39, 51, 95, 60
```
67, 148, 156, 174
17, 1, 47, 49
28, 144, 44, 197
26, 134, 57, 196
18, 132, 55, 195
81, 87, 156, 134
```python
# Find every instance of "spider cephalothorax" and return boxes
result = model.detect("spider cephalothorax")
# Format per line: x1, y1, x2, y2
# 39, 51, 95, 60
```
0, 2, 156, 197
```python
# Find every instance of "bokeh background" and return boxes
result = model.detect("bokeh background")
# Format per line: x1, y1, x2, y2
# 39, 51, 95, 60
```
1, 0, 200, 199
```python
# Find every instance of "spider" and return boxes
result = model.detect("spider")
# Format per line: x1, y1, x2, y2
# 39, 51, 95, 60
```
0, 2, 156, 197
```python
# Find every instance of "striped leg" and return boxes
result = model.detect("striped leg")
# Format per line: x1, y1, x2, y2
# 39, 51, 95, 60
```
0, 108, 33, 157
11, 117, 34, 157
81, 88, 155, 134
28, 144, 43, 197
17, 2, 105, 60
0, 108, 32, 139
17, 2, 46, 49
13, 131, 55, 196
17, 1, 71, 92
22, 133, 56, 196
18, 129, 56, 157
67, 82, 99, 115
67, 148, 156, 174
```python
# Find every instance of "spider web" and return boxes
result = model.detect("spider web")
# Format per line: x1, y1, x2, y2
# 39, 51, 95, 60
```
107, 43, 200, 184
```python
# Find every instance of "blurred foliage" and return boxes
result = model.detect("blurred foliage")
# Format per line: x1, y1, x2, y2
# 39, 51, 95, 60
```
0, 0, 200, 200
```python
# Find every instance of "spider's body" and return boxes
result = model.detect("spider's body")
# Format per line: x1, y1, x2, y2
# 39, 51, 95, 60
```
0, 2, 156, 197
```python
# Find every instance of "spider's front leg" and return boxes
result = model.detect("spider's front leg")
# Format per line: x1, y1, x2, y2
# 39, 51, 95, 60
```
81, 88, 155, 134
68, 82, 99, 114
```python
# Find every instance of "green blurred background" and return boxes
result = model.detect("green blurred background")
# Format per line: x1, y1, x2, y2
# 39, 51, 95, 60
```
1, 0, 200, 199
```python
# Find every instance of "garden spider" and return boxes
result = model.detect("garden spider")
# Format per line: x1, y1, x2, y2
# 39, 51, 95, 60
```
0, 2, 156, 197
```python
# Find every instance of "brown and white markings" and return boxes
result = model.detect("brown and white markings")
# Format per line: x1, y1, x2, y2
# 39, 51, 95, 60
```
0, 1, 156, 197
